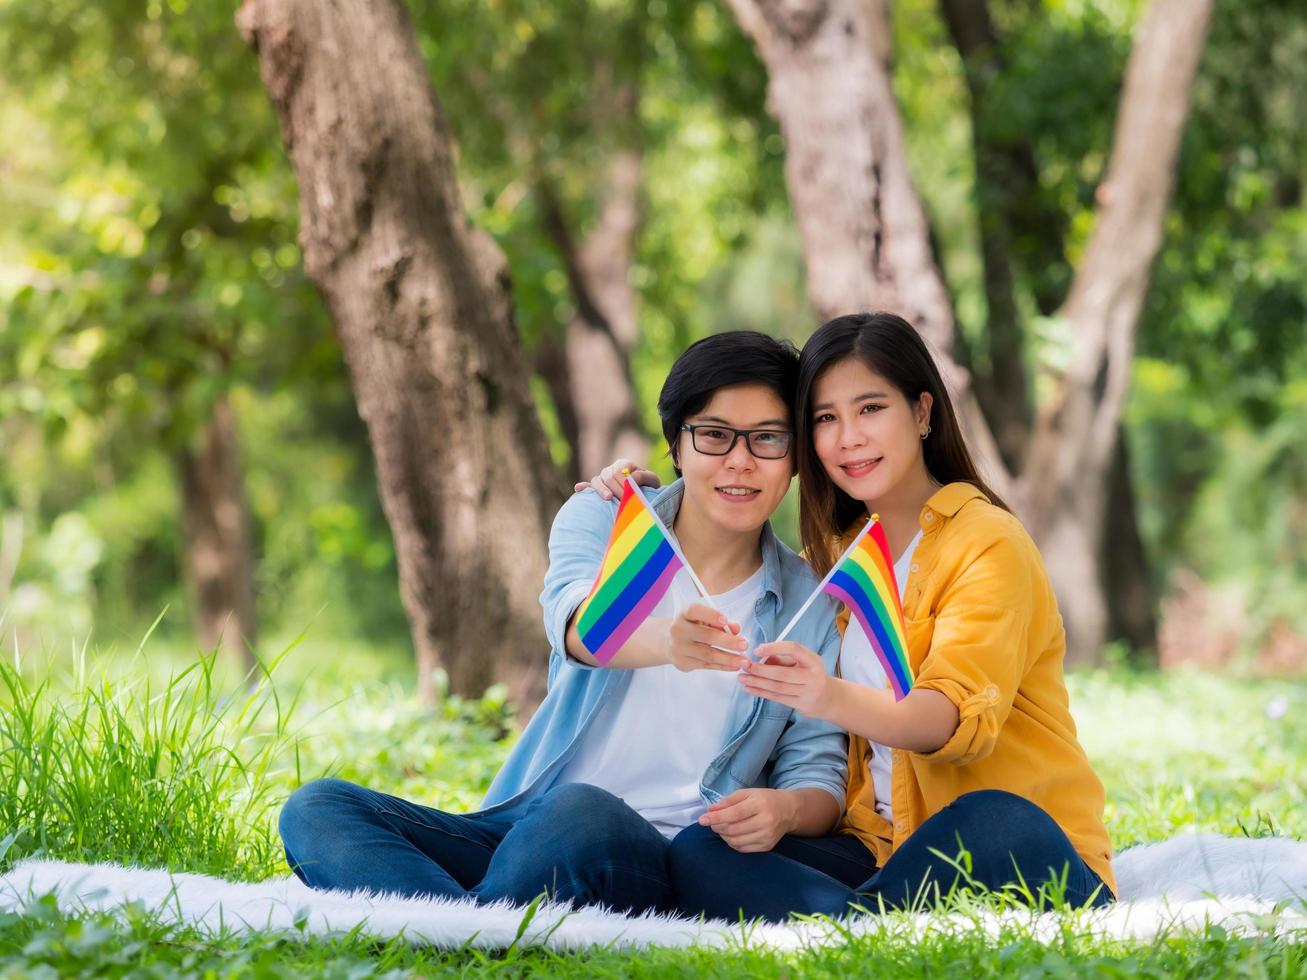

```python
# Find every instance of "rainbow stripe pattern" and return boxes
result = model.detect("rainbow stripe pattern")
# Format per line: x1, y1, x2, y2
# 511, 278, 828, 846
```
824, 518, 913, 700
574, 479, 684, 664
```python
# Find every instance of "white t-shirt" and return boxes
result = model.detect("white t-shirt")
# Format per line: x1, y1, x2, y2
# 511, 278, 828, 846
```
556, 565, 764, 838
838, 529, 921, 820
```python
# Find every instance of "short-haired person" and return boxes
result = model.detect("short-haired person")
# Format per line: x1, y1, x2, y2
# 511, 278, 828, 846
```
277, 331, 848, 914
592, 313, 1115, 921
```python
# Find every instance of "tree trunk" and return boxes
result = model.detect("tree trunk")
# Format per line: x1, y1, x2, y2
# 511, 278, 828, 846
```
939, 0, 1070, 319
938, 0, 1034, 471
942, 0, 1162, 661
239, 0, 563, 710
1101, 432, 1158, 663
1023, 0, 1214, 664
724, 0, 953, 345
176, 394, 258, 670
533, 336, 583, 487
722, 0, 1010, 490
538, 140, 648, 481
729, 0, 1209, 665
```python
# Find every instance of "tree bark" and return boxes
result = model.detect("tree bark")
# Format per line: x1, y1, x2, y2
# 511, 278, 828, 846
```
1022, 0, 1214, 664
538, 140, 648, 481
239, 0, 563, 710
942, 0, 1161, 662
1101, 434, 1158, 662
722, 0, 1010, 490
724, 0, 953, 346
533, 335, 583, 487
939, 0, 1070, 319
729, 0, 1209, 665
176, 394, 258, 670
938, 0, 1034, 471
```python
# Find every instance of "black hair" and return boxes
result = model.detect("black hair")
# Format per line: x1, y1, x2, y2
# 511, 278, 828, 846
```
796, 312, 1011, 574
657, 330, 800, 476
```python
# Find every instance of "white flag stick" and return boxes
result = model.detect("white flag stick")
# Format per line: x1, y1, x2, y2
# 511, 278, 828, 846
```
772, 514, 878, 644
628, 474, 759, 658
626, 474, 717, 609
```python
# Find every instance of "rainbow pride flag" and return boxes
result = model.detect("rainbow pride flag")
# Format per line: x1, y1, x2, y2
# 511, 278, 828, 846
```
823, 517, 913, 700
574, 478, 685, 664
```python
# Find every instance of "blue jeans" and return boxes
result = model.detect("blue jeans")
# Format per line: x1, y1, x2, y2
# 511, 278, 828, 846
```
279, 779, 673, 914
670, 789, 1113, 921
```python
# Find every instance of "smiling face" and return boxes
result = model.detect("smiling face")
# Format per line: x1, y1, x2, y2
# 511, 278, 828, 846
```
809, 356, 933, 511
675, 382, 795, 536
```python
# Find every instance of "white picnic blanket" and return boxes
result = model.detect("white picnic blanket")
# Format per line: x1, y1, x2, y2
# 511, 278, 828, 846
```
1, 832, 1305, 949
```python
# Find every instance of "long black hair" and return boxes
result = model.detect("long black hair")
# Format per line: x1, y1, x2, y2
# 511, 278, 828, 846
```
796, 312, 1009, 574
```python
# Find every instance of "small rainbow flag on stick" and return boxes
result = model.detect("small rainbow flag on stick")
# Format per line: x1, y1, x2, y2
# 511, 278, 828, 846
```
574, 478, 687, 665
775, 515, 913, 700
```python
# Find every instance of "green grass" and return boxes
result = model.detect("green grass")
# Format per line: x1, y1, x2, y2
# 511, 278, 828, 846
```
2, 891, 1306, 979
1, 632, 1305, 977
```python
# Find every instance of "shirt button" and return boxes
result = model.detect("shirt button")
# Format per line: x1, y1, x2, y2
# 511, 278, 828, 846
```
910, 563, 920, 573
923, 512, 934, 522
985, 684, 999, 702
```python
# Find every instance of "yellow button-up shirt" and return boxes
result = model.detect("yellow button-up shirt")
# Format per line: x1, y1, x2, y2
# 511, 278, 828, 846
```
838, 482, 1116, 895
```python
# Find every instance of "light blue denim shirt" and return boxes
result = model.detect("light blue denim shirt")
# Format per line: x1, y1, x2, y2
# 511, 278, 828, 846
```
480, 480, 847, 814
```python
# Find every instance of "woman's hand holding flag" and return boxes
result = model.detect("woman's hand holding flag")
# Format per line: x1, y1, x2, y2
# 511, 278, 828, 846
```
738, 642, 836, 718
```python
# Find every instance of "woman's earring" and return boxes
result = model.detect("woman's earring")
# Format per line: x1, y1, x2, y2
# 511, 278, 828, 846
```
921, 425, 932, 440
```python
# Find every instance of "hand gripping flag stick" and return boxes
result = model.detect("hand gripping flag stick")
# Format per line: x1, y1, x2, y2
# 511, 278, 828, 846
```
574, 473, 741, 664
625, 476, 752, 658
771, 515, 914, 700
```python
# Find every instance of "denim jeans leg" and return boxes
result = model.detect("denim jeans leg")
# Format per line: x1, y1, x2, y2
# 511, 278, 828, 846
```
856, 789, 1114, 911
278, 777, 517, 899
668, 823, 873, 922
475, 783, 674, 914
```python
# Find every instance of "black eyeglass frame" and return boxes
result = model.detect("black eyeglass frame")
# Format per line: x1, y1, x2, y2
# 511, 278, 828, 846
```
678, 422, 794, 460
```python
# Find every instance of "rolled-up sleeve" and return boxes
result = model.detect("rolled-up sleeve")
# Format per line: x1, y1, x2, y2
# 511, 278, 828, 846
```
539, 491, 615, 662
912, 536, 1035, 766
766, 620, 849, 806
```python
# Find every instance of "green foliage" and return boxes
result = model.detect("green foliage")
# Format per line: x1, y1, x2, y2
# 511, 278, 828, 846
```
0, 0, 410, 651
1072, 668, 1307, 844
415, 0, 796, 476
0, 0, 323, 442
0, 635, 518, 880
1182, 384, 1307, 646
2, 0, 1306, 664
894, 0, 1307, 648
1126, 4, 1307, 641
0, 644, 290, 880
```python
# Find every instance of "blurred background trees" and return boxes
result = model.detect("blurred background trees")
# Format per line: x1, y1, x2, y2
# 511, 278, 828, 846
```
2, 0, 1304, 707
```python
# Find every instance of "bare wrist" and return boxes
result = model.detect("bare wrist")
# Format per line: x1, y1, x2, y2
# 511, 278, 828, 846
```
814, 676, 844, 725
783, 790, 802, 834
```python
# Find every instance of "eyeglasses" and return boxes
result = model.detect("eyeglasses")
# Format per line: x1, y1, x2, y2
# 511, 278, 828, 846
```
680, 423, 793, 460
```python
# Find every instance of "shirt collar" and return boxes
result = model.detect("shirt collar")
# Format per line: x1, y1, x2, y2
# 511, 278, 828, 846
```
839, 481, 988, 544
921, 482, 988, 525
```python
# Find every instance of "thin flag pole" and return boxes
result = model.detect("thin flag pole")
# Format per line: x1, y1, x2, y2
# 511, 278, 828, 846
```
626, 472, 757, 658
626, 473, 717, 609
772, 514, 879, 643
